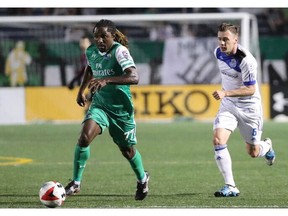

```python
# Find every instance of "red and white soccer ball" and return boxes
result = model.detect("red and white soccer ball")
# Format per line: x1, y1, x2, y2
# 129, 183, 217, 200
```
39, 181, 66, 208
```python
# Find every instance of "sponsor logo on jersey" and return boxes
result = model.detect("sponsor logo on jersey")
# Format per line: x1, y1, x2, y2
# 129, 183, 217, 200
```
95, 63, 102, 69
92, 69, 115, 76
221, 70, 238, 79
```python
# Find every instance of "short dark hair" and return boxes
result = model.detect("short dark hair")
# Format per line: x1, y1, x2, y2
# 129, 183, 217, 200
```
218, 23, 240, 35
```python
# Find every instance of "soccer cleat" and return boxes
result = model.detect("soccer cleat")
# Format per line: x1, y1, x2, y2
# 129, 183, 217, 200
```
264, 138, 275, 166
65, 180, 81, 196
214, 185, 240, 197
135, 171, 150, 201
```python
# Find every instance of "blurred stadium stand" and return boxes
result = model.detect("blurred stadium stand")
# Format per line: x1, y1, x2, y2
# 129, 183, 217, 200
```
0, 8, 288, 87
0, 8, 287, 36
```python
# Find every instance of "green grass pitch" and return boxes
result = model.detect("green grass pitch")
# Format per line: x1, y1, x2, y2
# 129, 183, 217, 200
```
0, 120, 287, 211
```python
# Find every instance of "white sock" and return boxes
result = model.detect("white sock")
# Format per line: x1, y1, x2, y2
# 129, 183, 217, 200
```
214, 144, 236, 187
138, 172, 147, 184
257, 140, 271, 157
74, 180, 81, 185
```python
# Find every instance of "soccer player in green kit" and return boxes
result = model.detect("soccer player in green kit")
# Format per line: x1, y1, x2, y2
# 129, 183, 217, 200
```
65, 19, 149, 201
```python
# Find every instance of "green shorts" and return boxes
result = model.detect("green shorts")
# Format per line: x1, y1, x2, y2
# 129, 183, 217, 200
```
83, 107, 137, 148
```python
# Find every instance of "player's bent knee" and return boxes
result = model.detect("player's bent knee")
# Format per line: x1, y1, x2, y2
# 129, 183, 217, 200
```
246, 143, 259, 158
120, 146, 135, 160
249, 152, 258, 158
247, 148, 258, 158
78, 133, 91, 147
213, 136, 221, 146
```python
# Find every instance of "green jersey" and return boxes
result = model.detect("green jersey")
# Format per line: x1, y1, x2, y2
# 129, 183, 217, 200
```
86, 42, 136, 118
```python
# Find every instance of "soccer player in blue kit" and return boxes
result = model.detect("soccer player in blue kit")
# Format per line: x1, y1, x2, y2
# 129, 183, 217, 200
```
65, 19, 149, 201
212, 23, 275, 197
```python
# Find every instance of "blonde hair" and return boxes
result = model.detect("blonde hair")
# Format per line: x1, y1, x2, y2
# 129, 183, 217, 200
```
218, 23, 240, 36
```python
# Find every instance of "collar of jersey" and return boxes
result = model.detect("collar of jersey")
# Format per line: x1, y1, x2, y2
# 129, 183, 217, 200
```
98, 42, 116, 56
